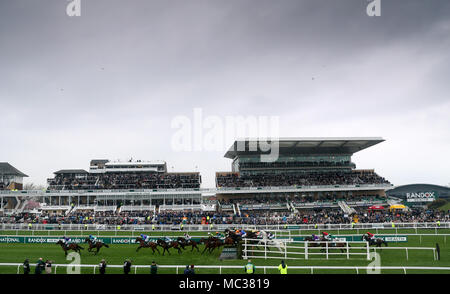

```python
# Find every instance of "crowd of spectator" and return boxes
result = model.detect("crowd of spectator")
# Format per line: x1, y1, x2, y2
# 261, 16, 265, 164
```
1, 206, 448, 226
216, 171, 390, 188
47, 172, 201, 190
239, 160, 354, 169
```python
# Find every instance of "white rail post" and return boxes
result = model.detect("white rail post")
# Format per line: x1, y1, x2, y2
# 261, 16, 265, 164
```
17, 265, 20, 274
285, 241, 287, 259
405, 248, 408, 261
93, 265, 96, 274
366, 242, 370, 260
264, 241, 267, 259
305, 241, 308, 260
346, 242, 349, 259
326, 242, 329, 260
55, 265, 58, 274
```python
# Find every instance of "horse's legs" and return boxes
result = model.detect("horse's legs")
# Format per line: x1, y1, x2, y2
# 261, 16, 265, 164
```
136, 245, 141, 252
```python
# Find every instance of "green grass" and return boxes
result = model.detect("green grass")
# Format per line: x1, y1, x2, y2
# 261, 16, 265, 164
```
0, 229, 448, 274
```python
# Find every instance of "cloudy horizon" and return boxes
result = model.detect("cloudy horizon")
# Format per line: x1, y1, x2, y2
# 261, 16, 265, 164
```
0, 0, 449, 188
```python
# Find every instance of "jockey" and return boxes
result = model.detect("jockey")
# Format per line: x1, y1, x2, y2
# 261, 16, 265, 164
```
89, 235, 98, 245
215, 232, 225, 239
141, 234, 151, 244
366, 232, 375, 241
184, 233, 191, 241
322, 232, 330, 241
267, 232, 275, 240
62, 236, 71, 248
311, 234, 319, 241
240, 229, 247, 238
164, 236, 172, 243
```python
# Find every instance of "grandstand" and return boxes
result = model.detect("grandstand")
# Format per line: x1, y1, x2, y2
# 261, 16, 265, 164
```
0, 138, 416, 225
216, 138, 392, 216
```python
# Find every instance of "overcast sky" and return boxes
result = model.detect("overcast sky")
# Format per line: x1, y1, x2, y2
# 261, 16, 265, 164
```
0, 0, 449, 188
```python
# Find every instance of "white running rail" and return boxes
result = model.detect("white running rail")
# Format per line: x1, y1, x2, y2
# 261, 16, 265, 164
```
2, 263, 450, 274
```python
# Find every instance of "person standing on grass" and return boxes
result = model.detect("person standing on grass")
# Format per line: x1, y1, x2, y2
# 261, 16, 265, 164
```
150, 261, 158, 274
190, 264, 195, 274
45, 260, 52, 274
244, 259, 255, 274
23, 259, 30, 275
99, 259, 107, 274
278, 260, 287, 274
35, 258, 45, 274
184, 265, 191, 274
123, 259, 132, 274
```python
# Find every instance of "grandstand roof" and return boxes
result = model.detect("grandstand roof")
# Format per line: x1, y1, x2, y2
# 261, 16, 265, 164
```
224, 137, 385, 159
54, 169, 88, 174
0, 162, 28, 177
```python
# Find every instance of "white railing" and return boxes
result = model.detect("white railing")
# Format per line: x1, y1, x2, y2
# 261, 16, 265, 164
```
2, 263, 450, 274
159, 205, 202, 211
93, 206, 116, 212
241, 239, 437, 261
1, 222, 448, 232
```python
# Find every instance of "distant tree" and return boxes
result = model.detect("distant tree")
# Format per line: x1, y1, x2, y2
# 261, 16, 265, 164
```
427, 199, 448, 210
23, 183, 46, 190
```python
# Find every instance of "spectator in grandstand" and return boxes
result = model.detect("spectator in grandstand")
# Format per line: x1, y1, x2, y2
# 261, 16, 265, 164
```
123, 259, 132, 274
23, 259, 30, 275
150, 261, 158, 274
99, 259, 107, 274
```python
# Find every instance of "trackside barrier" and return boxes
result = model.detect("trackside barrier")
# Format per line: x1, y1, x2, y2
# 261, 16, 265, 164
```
3, 263, 450, 274
1, 222, 449, 232
242, 238, 370, 260
242, 239, 436, 261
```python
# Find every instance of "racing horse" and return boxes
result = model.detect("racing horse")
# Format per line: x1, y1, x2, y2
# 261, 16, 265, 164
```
157, 239, 183, 255
304, 236, 349, 253
177, 237, 200, 252
56, 240, 84, 256
135, 237, 161, 254
257, 230, 285, 253
362, 234, 388, 247
201, 237, 224, 254
84, 237, 109, 255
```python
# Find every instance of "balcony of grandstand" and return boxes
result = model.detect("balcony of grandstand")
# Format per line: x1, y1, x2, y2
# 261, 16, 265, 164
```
46, 159, 201, 190
216, 170, 390, 188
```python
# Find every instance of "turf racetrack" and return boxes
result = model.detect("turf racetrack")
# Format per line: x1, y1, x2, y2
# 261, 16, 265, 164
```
0, 229, 448, 274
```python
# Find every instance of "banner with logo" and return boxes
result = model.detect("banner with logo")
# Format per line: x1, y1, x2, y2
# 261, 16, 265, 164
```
292, 235, 408, 242
406, 191, 436, 202
0, 236, 204, 244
